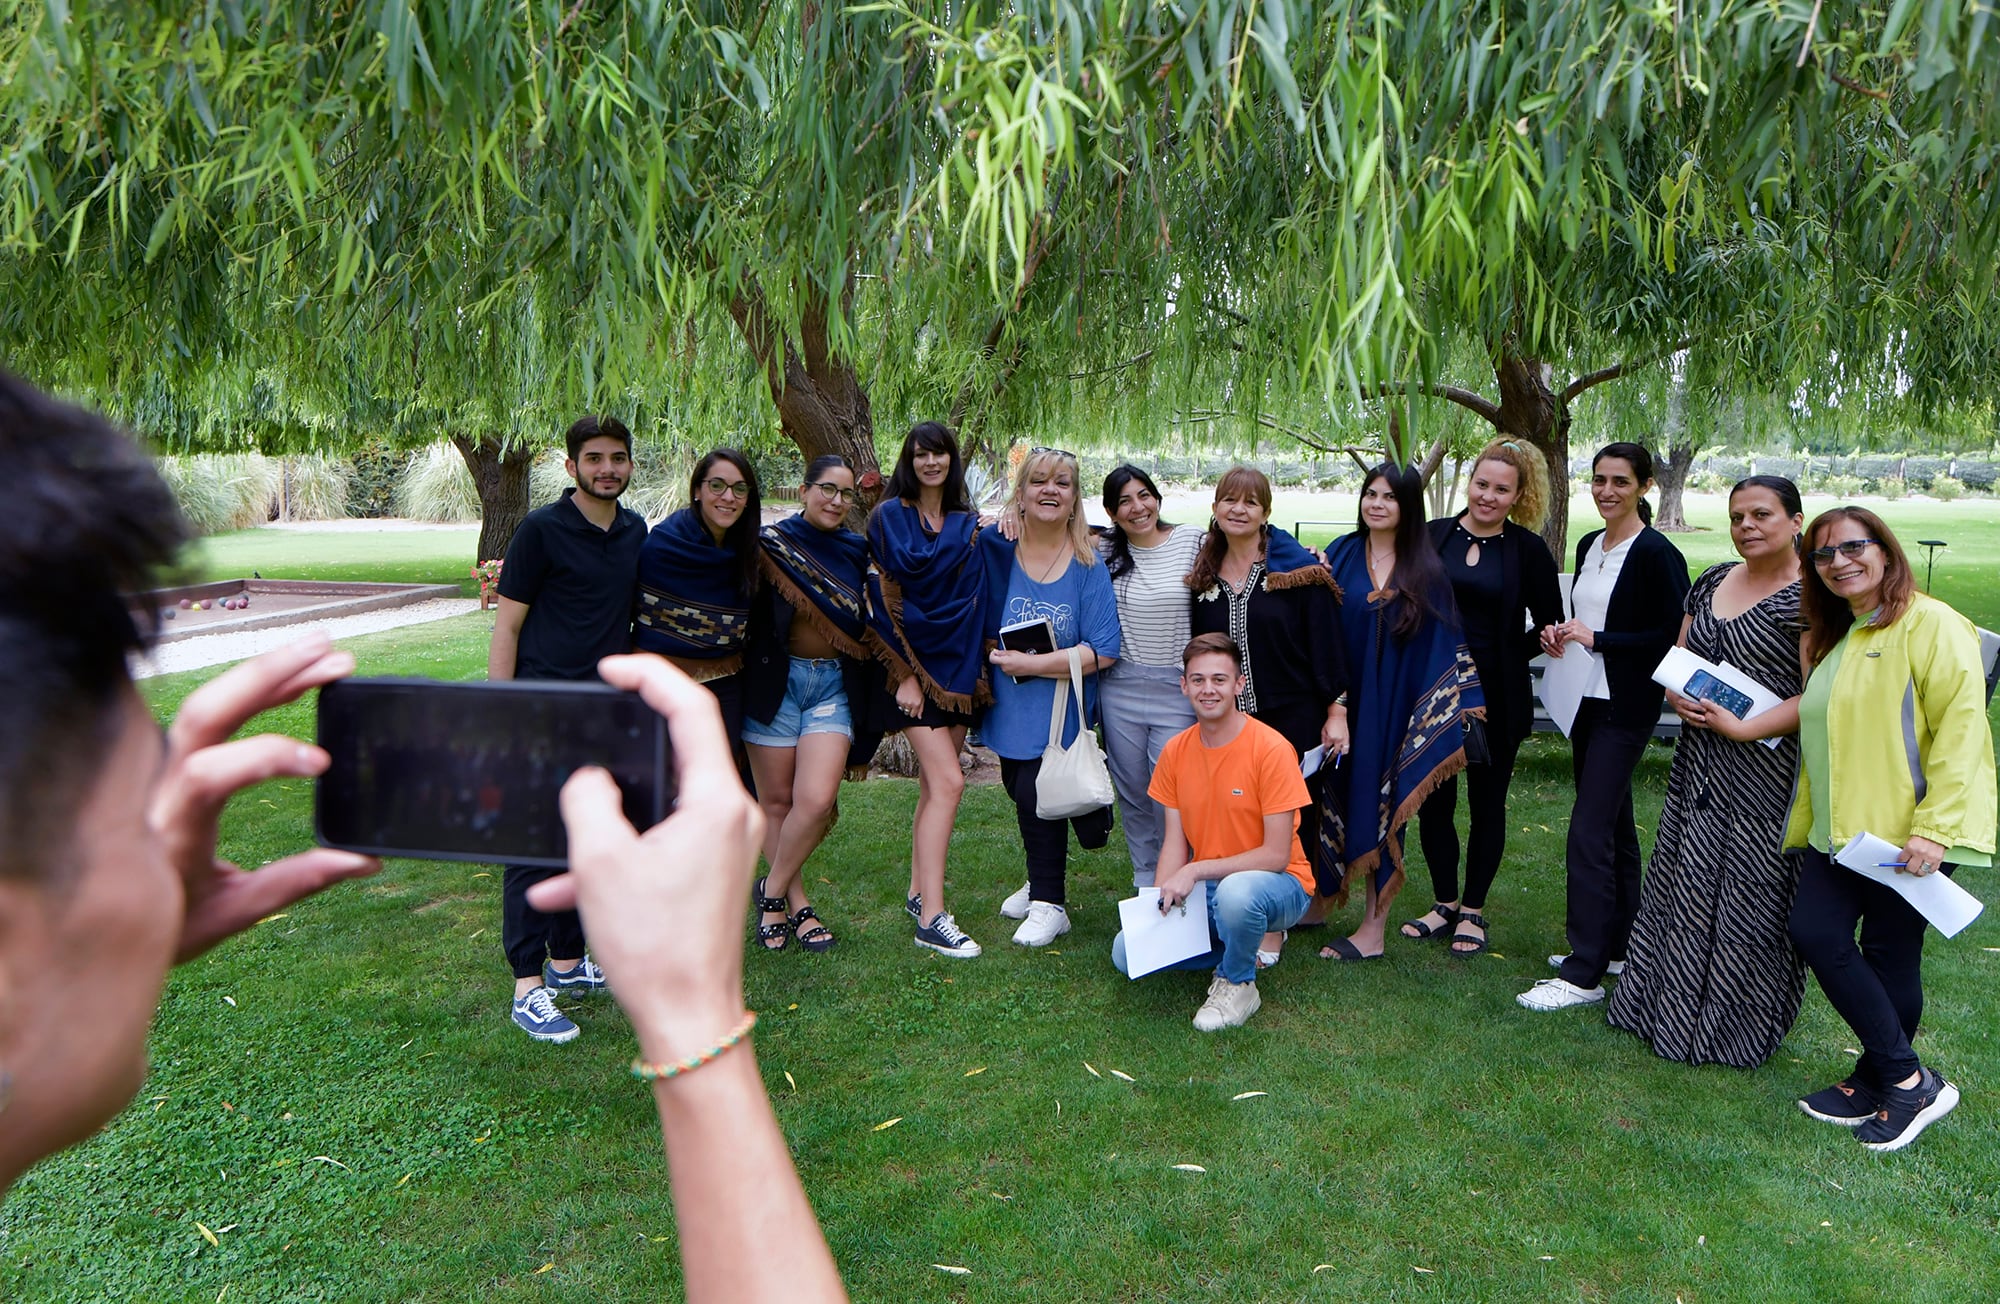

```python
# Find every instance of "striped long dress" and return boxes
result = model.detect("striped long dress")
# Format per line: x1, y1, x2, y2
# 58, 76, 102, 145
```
1607, 563, 1807, 1068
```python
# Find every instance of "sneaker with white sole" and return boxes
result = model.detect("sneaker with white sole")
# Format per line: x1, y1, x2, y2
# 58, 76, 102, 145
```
1856, 1068, 1959, 1152
511, 986, 579, 1043
1011, 901, 1071, 947
1798, 1077, 1878, 1126
999, 881, 1032, 920
543, 955, 608, 995
1548, 953, 1625, 977
1192, 974, 1261, 1031
905, 891, 923, 923
914, 911, 983, 958
1516, 977, 1605, 1011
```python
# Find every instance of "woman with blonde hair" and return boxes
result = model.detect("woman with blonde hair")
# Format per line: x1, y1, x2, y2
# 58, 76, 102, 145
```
1407, 438, 1565, 955
977, 447, 1122, 947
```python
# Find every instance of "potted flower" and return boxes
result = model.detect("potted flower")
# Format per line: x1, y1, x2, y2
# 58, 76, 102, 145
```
473, 558, 504, 609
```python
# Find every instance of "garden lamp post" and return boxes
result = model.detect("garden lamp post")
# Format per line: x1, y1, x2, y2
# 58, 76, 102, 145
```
1916, 540, 1948, 592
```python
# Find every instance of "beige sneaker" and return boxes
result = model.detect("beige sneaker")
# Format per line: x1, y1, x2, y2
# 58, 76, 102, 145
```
1192, 974, 1261, 1031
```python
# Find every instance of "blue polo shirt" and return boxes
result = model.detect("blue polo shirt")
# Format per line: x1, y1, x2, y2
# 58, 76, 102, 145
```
496, 488, 646, 682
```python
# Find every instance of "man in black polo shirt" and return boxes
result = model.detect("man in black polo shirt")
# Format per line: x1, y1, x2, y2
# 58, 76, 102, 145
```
489, 415, 646, 1042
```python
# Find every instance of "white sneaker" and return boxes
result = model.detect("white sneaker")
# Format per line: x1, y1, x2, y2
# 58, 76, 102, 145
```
1517, 977, 1606, 1011
1193, 974, 1261, 1031
999, 881, 1032, 920
1011, 901, 1071, 947
1548, 953, 1625, 977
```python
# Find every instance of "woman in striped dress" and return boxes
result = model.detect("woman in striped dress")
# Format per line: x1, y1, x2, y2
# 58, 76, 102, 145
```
1606, 475, 1807, 1067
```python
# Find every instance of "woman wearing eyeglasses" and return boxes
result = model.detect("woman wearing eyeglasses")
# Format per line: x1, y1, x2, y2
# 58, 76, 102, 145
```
1608, 476, 1808, 1067
1518, 442, 1689, 1012
978, 447, 1121, 948
866, 423, 990, 958
741, 456, 871, 954
636, 449, 764, 746
1782, 509, 1993, 1151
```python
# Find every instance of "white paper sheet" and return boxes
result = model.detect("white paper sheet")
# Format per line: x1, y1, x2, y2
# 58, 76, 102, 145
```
1116, 885, 1215, 979
1652, 646, 1788, 750
1834, 831, 1987, 939
1299, 744, 1327, 779
1537, 643, 1592, 738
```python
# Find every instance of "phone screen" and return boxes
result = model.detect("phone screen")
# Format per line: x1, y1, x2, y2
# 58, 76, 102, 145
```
1684, 670, 1753, 719
315, 678, 673, 867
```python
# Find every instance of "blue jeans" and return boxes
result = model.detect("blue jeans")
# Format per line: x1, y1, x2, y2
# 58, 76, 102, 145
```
1110, 872, 1309, 985
742, 657, 852, 746
1099, 663, 1196, 887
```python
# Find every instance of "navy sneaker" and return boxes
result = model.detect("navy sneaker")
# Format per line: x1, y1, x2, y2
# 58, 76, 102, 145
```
1797, 1077, 1876, 1127
543, 955, 608, 996
914, 911, 982, 959
511, 986, 579, 1043
1856, 1068, 1959, 1152
905, 891, 923, 923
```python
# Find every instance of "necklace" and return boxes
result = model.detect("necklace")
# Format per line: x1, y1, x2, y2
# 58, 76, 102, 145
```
1368, 545, 1395, 585
1023, 537, 1068, 584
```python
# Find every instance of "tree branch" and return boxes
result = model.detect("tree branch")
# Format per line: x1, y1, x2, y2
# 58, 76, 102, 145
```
1364, 381, 1502, 426
1560, 339, 1693, 404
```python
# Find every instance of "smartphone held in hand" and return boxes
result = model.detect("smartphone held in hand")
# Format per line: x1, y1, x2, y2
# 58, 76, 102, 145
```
315, 678, 675, 867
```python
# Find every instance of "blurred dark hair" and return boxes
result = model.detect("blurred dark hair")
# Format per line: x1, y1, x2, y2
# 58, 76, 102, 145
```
1101, 463, 1169, 580
1592, 442, 1656, 526
1731, 474, 1803, 521
688, 448, 762, 593
1799, 506, 1915, 667
1356, 462, 1448, 640
884, 422, 971, 515
803, 454, 852, 485
1, 371, 189, 884
565, 414, 632, 462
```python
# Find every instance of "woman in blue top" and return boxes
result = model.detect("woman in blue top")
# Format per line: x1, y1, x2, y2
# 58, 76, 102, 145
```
979, 447, 1122, 949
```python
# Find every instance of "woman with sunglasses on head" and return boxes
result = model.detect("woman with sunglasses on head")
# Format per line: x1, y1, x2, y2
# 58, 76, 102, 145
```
1519, 441, 1690, 1011
1316, 462, 1484, 963
1607, 476, 1809, 1067
636, 449, 763, 747
866, 422, 990, 958
1188, 465, 1348, 965
979, 447, 1122, 947
741, 456, 871, 955
1781, 509, 1993, 1150
1409, 440, 1565, 957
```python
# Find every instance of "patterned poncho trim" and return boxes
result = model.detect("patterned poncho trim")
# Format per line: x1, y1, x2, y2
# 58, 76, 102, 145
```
758, 512, 870, 660
634, 506, 751, 681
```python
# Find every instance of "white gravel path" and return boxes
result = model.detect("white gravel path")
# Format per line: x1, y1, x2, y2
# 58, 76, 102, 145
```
133, 598, 484, 680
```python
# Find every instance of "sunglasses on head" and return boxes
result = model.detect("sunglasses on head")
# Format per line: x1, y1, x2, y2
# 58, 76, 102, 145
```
1030, 446, 1078, 461
1808, 538, 1878, 565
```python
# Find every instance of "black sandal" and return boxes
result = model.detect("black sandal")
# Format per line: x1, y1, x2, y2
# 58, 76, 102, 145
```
1449, 911, 1489, 957
790, 904, 836, 953
1400, 902, 1461, 940
753, 876, 791, 952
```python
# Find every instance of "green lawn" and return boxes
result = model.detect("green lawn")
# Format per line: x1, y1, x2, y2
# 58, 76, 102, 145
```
5, 509, 1999, 1302
182, 526, 481, 593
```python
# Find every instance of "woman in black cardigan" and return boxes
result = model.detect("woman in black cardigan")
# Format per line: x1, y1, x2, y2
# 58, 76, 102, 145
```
1408, 439, 1566, 956
1518, 441, 1690, 1011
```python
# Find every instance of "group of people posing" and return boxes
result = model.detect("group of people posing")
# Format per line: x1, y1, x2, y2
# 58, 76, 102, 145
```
491, 416, 1994, 1155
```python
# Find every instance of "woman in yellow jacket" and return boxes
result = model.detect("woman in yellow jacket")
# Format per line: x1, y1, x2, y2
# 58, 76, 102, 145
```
1786, 507, 1996, 1152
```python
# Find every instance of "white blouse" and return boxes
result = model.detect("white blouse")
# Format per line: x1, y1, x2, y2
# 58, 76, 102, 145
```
1569, 531, 1637, 700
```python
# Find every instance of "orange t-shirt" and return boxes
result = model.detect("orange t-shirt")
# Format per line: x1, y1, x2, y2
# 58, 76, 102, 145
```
1148, 715, 1313, 893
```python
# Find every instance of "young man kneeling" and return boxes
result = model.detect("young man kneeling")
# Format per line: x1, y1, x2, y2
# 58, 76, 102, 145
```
1111, 634, 1315, 1030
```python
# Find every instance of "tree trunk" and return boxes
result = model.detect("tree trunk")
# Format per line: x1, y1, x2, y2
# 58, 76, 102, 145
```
1491, 353, 1572, 560
728, 281, 880, 484
1653, 360, 1693, 531
452, 434, 534, 567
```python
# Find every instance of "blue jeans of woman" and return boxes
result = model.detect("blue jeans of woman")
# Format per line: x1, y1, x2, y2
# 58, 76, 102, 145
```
1099, 662, 1196, 887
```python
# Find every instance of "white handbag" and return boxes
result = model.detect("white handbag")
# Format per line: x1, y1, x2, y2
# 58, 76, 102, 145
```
1034, 646, 1116, 820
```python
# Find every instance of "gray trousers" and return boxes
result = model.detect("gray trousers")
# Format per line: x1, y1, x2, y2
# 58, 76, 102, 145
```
1099, 662, 1196, 887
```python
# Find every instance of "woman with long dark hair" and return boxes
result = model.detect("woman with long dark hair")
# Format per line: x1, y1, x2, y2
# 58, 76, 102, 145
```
1316, 462, 1483, 962
1095, 464, 1203, 888
1410, 439, 1565, 956
635, 448, 763, 742
1519, 441, 1689, 1011
1608, 475, 1808, 1065
865, 422, 988, 958
1188, 465, 1348, 965
742, 455, 871, 954
1782, 507, 1992, 1150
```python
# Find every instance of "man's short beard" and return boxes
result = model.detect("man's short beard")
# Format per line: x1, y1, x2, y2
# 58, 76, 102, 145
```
573, 475, 627, 502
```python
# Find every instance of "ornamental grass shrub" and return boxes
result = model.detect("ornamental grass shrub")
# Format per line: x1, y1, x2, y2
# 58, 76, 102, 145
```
281, 453, 354, 521
157, 452, 280, 535
394, 443, 482, 522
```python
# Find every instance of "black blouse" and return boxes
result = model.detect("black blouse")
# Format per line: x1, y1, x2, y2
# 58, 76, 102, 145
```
1426, 515, 1566, 745
1190, 567, 1350, 755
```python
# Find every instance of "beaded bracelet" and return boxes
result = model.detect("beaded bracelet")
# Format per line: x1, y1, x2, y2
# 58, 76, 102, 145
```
630, 1010, 758, 1083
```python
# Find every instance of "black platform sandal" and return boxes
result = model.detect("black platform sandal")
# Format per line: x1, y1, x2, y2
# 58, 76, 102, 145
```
790, 904, 836, 953
753, 876, 791, 952
1399, 902, 1461, 940
1449, 910, 1489, 957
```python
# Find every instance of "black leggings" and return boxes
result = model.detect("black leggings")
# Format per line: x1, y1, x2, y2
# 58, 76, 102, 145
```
1416, 733, 1522, 912
1789, 847, 1935, 1089
997, 755, 1113, 907
503, 864, 585, 980
1559, 699, 1653, 988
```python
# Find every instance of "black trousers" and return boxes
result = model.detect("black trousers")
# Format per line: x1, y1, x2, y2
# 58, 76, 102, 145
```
997, 755, 1113, 907
1789, 847, 1936, 1089
1559, 699, 1652, 988
503, 864, 585, 980
1417, 732, 1523, 912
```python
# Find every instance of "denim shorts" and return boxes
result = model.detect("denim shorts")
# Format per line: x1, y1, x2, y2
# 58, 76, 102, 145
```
742, 657, 852, 746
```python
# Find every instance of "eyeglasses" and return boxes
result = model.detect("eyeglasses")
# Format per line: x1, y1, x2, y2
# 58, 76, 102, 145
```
1030, 446, 1078, 461
702, 478, 751, 500
1808, 539, 1879, 565
808, 481, 855, 503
